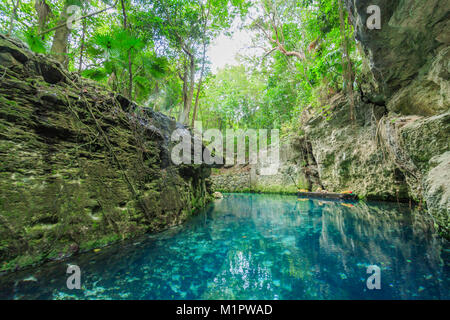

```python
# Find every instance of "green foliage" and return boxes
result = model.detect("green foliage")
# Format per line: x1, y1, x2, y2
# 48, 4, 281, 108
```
0, 0, 361, 131
81, 67, 107, 81
24, 31, 47, 53
199, 65, 265, 130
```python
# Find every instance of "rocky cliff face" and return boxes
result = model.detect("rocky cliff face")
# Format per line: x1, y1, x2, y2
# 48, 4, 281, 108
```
0, 35, 213, 272
212, 1, 449, 237
306, 0, 449, 237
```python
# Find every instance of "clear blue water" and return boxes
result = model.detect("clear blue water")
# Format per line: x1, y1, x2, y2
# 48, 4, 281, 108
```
0, 193, 449, 300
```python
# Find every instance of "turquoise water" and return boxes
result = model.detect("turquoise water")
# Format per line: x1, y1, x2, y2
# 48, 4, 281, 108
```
0, 193, 448, 300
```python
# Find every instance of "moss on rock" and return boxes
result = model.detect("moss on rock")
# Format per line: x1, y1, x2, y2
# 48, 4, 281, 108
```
0, 35, 212, 273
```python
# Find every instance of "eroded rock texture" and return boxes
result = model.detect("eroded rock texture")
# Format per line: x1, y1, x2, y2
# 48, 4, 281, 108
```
212, 1, 449, 237
0, 35, 212, 271
346, 0, 449, 115
308, 0, 450, 236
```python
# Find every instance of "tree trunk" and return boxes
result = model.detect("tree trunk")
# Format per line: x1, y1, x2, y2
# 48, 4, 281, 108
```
120, 0, 127, 29
128, 51, 133, 99
153, 82, 160, 111
191, 39, 207, 128
119, 0, 133, 99
187, 56, 196, 122
191, 79, 203, 128
179, 61, 188, 123
179, 55, 195, 125
191, 3, 210, 128
34, 0, 51, 35
50, 4, 70, 68
78, 16, 86, 74
8, 0, 21, 36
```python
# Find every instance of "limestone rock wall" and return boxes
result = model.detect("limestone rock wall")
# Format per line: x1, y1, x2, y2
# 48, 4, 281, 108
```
211, 170, 251, 193
210, 138, 317, 194
0, 35, 212, 272
346, 0, 449, 116
341, 0, 449, 236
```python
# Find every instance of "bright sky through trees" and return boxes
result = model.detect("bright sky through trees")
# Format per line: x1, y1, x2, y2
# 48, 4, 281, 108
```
208, 15, 262, 72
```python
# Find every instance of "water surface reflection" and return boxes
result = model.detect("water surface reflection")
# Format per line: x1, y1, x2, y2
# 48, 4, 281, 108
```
0, 193, 448, 299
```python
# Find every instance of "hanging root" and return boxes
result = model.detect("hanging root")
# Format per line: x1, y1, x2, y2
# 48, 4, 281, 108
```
62, 75, 154, 219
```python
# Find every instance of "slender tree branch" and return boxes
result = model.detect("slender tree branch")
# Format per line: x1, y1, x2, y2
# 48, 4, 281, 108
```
7, 0, 21, 36
262, 47, 277, 60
